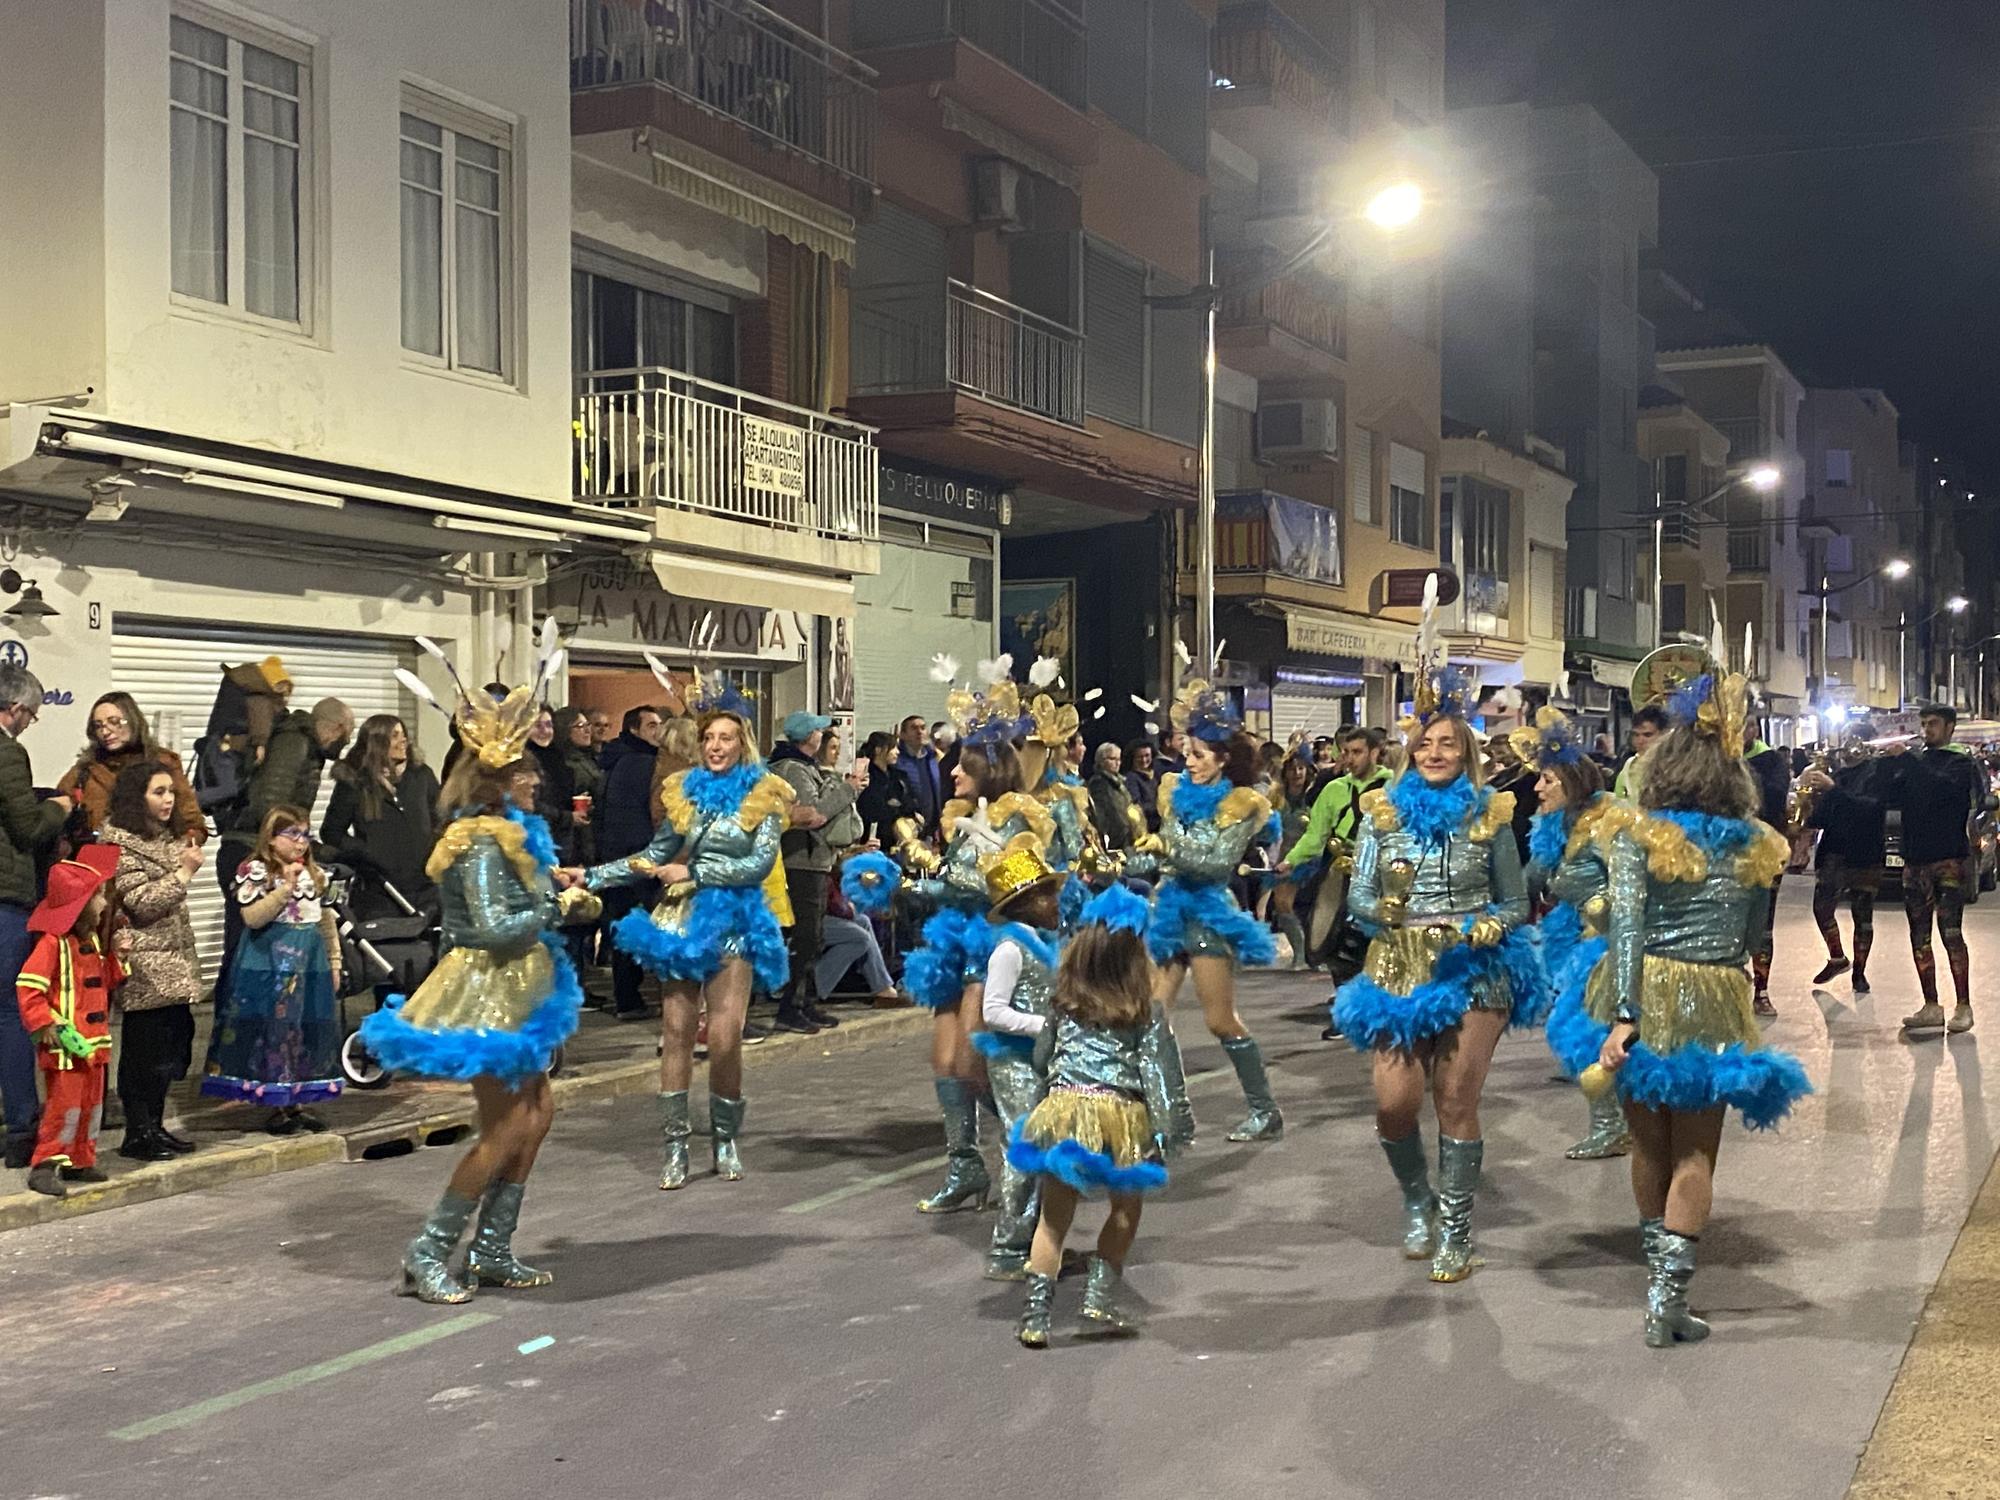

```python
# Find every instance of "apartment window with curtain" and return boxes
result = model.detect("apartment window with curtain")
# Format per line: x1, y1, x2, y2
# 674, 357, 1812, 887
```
1388, 441, 1429, 547
169, 12, 309, 326
571, 267, 735, 386
400, 92, 515, 379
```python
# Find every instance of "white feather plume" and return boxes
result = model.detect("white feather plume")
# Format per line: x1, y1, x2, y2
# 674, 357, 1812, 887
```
1555, 670, 1571, 702
643, 650, 681, 696
1093, 706, 1106, 720
1414, 573, 1441, 669
413, 635, 472, 704
395, 667, 448, 716
1130, 695, 1158, 714
975, 654, 1013, 685
1213, 637, 1227, 668
1174, 637, 1192, 666
1028, 655, 1062, 688
1144, 721, 1160, 735
928, 653, 960, 685
1083, 687, 1103, 702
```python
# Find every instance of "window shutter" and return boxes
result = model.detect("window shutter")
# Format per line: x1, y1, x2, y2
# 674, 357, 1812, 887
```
1084, 245, 1146, 429
1389, 441, 1427, 496
1350, 427, 1375, 524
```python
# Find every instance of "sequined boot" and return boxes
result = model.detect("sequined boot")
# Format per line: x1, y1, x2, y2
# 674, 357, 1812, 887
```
1644, 1230, 1711, 1347
1154, 1013, 1197, 1148
1639, 1216, 1665, 1263
467, 1181, 553, 1289
1221, 1035, 1283, 1142
917, 1077, 991, 1213
1566, 1090, 1631, 1160
1079, 1255, 1137, 1334
656, 1089, 692, 1191
984, 1061, 1043, 1279
1380, 1130, 1438, 1259
1017, 1270, 1057, 1348
398, 1188, 480, 1304
1430, 1135, 1483, 1283
710, 1095, 746, 1181
1272, 913, 1309, 970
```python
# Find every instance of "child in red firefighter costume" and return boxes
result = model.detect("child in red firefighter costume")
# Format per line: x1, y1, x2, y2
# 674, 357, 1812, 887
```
17, 845, 126, 1198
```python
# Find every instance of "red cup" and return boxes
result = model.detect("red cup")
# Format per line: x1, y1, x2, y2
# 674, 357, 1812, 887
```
572, 793, 592, 818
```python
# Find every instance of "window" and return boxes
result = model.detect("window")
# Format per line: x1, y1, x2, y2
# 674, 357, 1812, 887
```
401, 96, 514, 378
572, 269, 735, 385
1388, 441, 1429, 548
1088, 0, 1206, 173
169, 13, 308, 324
1825, 448, 1853, 486
1662, 582, 1688, 637
1350, 428, 1376, 525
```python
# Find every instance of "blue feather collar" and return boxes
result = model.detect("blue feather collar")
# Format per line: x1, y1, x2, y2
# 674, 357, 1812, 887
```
1654, 809, 1757, 858
1172, 775, 1231, 824
681, 761, 765, 818
504, 803, 559, 870
1527, 808, 1569, 868
1389, 773, 1481, 846
994, 923, 1061, 971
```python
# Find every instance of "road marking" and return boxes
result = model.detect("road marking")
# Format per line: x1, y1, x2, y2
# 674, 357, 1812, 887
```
110, 1311, 499, 1441
779, 1067, 1233, 1215
516, 1335, 555, 1355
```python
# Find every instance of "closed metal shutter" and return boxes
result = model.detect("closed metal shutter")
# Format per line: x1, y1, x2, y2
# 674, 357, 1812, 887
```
1271, 685, 1354, 748
853, 202, 949, 393
852, 538, 995, 741
1084, 244, 1146, 429
112, 623, 416, 971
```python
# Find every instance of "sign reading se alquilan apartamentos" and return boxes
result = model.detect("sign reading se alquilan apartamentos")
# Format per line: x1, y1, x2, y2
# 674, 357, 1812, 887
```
742, 415, 807, 497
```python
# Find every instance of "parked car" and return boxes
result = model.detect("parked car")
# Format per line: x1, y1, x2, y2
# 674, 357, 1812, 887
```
1879, 801, 1999, 903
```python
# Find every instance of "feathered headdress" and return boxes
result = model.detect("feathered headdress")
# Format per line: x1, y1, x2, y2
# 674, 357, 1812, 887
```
942, 653, 1033, 748
1399, 573, 1478, 741
1508, 705, 1587, 773
395, 620, 565, 770
667, 613, 758, 725
1664, 670, 1752, 760
1169, 677, 1240, 744
1024, 656, 1080, 750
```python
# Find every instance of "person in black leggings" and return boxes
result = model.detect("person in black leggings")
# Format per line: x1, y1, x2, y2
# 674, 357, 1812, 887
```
1880, 705, 1988, 1034
1797, 741, 1889, 993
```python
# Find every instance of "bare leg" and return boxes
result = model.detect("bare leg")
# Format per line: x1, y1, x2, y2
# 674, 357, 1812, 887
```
1430, 1008, 1506, 1141
1371, 1043, 1429, 1140
446, 1077, 534, 1199
1624, 1102, 1672, 1222
1189, 954, 1247, 1039
1663, 1106, 1725, 1236
1028, 1180, 1079, 1278
498, 1073, 555, 1183
1097, 1193, 1143, 1267
1153, 958, 1188, 1009
703, 959, 753, 1101
659, 981, 700, 1092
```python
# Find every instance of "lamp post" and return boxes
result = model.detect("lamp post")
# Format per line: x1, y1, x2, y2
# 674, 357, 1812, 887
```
1177, 180, 1426, 671
1649, 462, 1780, 651
1899, 595, 1969, 710
1816, 556, 1911, 716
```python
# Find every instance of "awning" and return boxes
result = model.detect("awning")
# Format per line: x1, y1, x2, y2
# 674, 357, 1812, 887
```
1584, 654, 1639, 690
638, 132, 856, 266
1277, 604, 1421, 667
650, 552, 853, 617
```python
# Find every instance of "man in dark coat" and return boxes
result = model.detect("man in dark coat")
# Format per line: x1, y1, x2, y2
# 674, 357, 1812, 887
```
596, 705, 665, 1020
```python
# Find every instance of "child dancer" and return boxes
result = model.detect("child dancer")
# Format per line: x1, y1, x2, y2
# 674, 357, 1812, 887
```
1007, 885, 1179, 1347
17, 847, 124, 1198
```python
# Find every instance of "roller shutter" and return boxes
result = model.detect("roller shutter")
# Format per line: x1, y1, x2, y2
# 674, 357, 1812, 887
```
852, 536, 994, 740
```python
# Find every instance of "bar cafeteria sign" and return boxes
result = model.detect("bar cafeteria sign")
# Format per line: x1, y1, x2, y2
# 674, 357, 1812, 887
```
743, 415, 806, 497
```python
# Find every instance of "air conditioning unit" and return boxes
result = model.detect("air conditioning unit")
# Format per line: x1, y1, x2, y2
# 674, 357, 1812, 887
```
972, 158, 1027, 233
1257, 398, 1340, 459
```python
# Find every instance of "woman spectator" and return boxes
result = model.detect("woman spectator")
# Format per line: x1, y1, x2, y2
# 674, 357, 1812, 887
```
1262, 751, 1316, 969
57, 693, 204, 843
320, 715, 439, 919
103, 760, 206, 1161
1087, 742, 1136, 851
1124, 741, 1162, 835
526, 707, 582, 864
857, 731, 915, 846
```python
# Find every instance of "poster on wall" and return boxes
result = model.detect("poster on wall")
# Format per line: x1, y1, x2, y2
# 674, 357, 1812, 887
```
999, 579, 1074, 690
819, 614, 855, 713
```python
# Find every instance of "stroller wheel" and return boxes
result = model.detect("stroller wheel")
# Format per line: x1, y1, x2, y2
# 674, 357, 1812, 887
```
339, 1030, 392, 1091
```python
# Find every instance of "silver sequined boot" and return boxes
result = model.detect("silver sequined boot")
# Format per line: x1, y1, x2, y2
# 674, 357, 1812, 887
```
1380, 1130, 1438, 1260
398, 1188, 480, 1304
1079, 1254, 1137, 1334
657, 1089, 692, 1190
467, 1181, 553, 1289
1644, 1230, 1711, 1347
918, 1077, 991, 1213
1154, 1012, 1197, 1148
1221, 1035, 1283, 1142
1017, 1270, 1057, 1348
1566, 1089, 1631, 1160
1430, 1135, 1483, 1283
710, 1095, 746, 1181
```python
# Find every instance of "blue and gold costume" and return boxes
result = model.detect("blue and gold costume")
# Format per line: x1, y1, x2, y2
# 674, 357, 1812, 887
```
1530, 795, 1626, 1156
899, 793, 1055, 1011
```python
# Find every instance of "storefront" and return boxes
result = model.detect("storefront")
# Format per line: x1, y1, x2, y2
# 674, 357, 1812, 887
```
1220, 601, 1419, 740
849, 462, 1005, 740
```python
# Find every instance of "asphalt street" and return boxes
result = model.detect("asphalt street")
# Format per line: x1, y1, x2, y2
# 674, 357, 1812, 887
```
3, 884, 1994, 1500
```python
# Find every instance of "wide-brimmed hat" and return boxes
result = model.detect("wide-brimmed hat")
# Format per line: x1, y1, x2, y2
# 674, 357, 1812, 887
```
30, 844, 119, 935
985, 843, 1065, 916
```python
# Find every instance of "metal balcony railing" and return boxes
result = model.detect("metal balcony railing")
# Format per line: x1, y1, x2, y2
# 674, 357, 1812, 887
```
851, 0, 1086, 110
574, 367, 879, 541
1218, 270, 1346, 360
1212, 1, 1346, 135
570, 0, 877, 184
851, 279, 1085, 428
1728, 527, 1770, 570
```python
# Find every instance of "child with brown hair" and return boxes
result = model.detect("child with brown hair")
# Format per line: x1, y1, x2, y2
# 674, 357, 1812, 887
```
1006, 884, 1179, 1347
203, 804, 344, 1134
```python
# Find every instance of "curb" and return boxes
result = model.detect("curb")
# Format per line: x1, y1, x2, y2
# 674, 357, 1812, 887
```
0, 1005, 932, 1236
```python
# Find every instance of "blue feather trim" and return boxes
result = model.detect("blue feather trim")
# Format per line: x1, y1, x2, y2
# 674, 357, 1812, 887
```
994, 922, 1061, 971
1334, 939, 1520, 1051
1655, 810, 1757, 860
1497, 924, 1553, 1029
1527, 809, 1570, 870
361, 938, 583, 1088
1545, 983, 1611, 1078
507, 805, 560, 869
906, 906, 996, 1010
1614, 1038, 1812, 1131
1081, 882, 1151, 936
609, 884, 788, 993
972, 1030, 1037, 1061
1058, 873, 1088, 930
1170, 776, 1230, 824
1147, 878, 1276, 966
1389, 773, 1480, 846
841, 851, 902, 916
680, 761, 765, 819
1006, 1120, 1168, 1195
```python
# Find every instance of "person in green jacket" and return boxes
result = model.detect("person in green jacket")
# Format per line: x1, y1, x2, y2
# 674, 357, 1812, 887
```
0, 664, 76, 1166
1612, 704, 1670, 803
1277, 728, 1392, 1037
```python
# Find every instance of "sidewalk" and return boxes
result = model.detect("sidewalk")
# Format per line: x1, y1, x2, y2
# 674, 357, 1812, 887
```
0, 987, 928, 1234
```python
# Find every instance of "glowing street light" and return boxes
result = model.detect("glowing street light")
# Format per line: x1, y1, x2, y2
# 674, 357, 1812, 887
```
1745, 464, 1781, 492
1885, 558, 1913, 580
1363, 181, 1424, 231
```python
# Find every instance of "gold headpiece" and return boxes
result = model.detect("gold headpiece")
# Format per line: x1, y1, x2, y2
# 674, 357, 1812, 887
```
1508, 704, 1589, 773
983, 837, 1063, 912
944, 656, 1030, 747
396, 622, 564, 772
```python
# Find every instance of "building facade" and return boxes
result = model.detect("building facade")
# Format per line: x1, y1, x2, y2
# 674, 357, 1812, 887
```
1798, 387, 1906, 723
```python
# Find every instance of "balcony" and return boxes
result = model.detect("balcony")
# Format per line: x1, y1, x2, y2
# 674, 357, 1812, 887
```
1217, 258, 1346, 380
1215, 489, 1343, 588
570, 0, 876, 214
1727, 528, 1770, 571
1210, 2, 1347, 162
1712, 417, 1766, 460
574, 368, 879, 558
851, 0, 1094, 168
848, 280, 1196, 513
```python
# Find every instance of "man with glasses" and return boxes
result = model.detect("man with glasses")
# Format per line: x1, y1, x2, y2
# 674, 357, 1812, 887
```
0, 665, 73, 1166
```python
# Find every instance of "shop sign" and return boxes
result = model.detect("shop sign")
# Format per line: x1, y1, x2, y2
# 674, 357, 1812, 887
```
1283, 610, 1420, 667
1378, 568, 1460, 609
880, 463, 1011, 530
568, 559, 808, 663
742, 415, 807, 497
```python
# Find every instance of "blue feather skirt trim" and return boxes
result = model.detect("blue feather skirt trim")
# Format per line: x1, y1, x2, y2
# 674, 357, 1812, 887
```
841, 851, 902, 917
360, 939, 583, 1090
1541, 909, 1610, 1077
1147, 877, 1277, 967
905, 906, 999, 1011
1006, 1087, 1167, 1197
1334, 926, 1547, 1052
972, 1030, 1036, 1061
1614, 1040, 1812, 1131
610, 884, 789, 994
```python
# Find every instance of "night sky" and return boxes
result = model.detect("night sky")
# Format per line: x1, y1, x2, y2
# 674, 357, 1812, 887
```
1445, 0, 2000, 493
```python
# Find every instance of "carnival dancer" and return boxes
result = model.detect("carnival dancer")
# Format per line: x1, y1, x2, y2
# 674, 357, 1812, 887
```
1590, 661, 1811, 1347
1146, 670, 1283, 1143
1008, 884, 1180, 1347
971, 843, 1066, 1280
846, 655, 1053, 1214
1516, 705, 1625, 1159
1333, 584, 1543, 1281
360, 633, 598, 1303
581, 662, 792, 1190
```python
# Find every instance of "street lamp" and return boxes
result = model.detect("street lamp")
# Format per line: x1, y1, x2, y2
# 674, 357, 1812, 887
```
1816, 556, 1911, 713
1181, 183, 1427, 672
1649, 462, 1782, 651
1899, 593, 1969, 709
